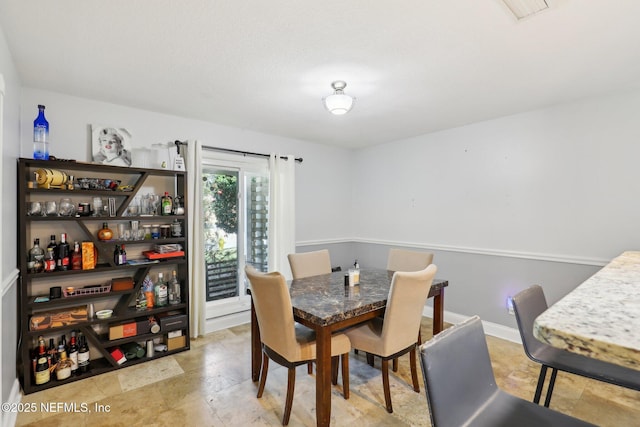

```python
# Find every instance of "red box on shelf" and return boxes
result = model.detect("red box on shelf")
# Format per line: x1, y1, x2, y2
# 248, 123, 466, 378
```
142, 250, 185, 260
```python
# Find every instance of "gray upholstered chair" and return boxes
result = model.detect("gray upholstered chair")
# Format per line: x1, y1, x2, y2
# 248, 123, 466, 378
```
245, 266, 351, 426
287, 249, 332, 279
419, 316, 596, 427
344, 264, 437, 413
513, 285, 640, 407
386, 248, 434, 371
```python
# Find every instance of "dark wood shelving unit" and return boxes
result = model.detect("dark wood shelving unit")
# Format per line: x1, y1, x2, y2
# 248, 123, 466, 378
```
17, 158, 190, 395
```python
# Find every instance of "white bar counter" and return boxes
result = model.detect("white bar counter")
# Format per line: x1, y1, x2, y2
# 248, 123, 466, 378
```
534, 251, 640, 371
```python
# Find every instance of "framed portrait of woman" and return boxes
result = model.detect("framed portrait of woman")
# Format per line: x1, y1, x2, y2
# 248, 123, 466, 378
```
91, 125, 133, 167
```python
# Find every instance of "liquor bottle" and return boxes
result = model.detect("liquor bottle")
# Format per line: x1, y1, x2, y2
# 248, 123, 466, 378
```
33, 104, 49, 160
97, 222, 113, 241
161, 192, 173, 215
34, 336, 50, 385
56, 343, 71, 380
154, 272, 168, 307
120, 244, 127, 264
136, 286, 148, 310
68, 331, 78, 375
143, 275, 154, 309
44, 235, 58, 272
57, 233, 71, 271
71, 241, 82, 270
77, 333, 90, 374
57, 342, 68, 361
113, 245, 121, 265
168, 270, 181, 305
44, 248, 56, 273
28, 238, 45, 273
47, 337, 58, 367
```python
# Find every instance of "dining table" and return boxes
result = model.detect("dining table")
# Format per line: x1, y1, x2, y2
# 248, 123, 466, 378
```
249, 268, 449, 427
534, 251, 640, 372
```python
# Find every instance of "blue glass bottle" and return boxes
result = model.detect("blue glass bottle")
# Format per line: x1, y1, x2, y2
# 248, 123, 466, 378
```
33, 105, 49, 160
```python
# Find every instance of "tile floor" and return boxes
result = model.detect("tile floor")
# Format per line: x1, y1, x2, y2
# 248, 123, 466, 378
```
15, 318, 640, 426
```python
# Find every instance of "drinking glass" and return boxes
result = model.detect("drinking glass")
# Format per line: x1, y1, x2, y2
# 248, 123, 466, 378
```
44, 201, 58, 216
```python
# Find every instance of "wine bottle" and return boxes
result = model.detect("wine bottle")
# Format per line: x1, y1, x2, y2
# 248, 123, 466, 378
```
120, 244, 127, 265
168, 270, 181, 305
71, 241, 82, 270
114, 245, 121, 265
33, 104, 50, 160
47, 337, 58, 367
28, 238, 45, 273
34, 336, 50, 385
60, 334, 68, 356
68, 331, 78, 375
154, 272, 168, 307
77, 333, 90, 374
57, 233, 71, 271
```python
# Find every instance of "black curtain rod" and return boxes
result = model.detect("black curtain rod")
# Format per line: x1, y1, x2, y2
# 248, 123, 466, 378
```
174, 140, 303, 163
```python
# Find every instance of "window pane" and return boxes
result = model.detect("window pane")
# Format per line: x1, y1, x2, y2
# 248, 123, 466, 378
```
245, 174, 269, 272
202, 169, 239, 302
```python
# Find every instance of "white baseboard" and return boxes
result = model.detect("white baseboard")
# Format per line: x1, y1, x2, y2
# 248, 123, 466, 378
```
423, 307, 522, 344
205, 310, 251, 334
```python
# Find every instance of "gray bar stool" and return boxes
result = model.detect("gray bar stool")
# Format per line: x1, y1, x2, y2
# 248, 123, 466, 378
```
419, 316, 596, 427
513, 285, 640, 407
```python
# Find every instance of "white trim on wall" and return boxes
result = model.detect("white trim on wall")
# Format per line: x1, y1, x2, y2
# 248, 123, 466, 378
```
297, 238, 608, 267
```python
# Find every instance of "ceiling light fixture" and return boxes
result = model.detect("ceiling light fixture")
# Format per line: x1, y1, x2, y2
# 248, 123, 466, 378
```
502, 0, 548, 20
323, 81, 355, 115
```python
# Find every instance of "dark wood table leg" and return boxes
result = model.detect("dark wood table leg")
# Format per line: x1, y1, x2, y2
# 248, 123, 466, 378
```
315, 326, 332, 427
432, 288, 445, 335
251, 297, 261, 382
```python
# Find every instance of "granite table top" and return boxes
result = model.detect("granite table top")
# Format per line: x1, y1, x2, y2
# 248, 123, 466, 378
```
289, 269, 448, 327
534, 251, 640, 371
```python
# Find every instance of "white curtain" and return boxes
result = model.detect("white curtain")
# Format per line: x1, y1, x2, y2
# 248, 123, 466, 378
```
185, 140, 206, 338
268, 154, 296, 279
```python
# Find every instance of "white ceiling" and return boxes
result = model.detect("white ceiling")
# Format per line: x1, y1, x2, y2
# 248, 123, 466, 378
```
1, 1, 640, 149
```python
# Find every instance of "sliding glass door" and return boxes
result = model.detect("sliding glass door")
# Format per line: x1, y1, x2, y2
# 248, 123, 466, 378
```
201, 154, 269, 318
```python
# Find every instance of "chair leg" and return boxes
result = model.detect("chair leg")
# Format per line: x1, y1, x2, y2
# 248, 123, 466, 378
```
544, 368, 558, 408
341, 353, 350, 400
381, 359, 393, 413
283, 367, 296, 426
392, 357, 398, 372
331, 356, 338, 385
533, 365, 548, 404
367, 352, 374, 367
257, 352, 269, 398
307, 361, 313, 375
409, 345, 419, 392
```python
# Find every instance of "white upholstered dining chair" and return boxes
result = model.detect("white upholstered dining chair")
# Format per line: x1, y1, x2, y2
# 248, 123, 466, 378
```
287, 249, 332, 279
345, 264, 437, 413
245, 265, 351, 425
386, 248, 434, 273
386, 248, 435, 370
